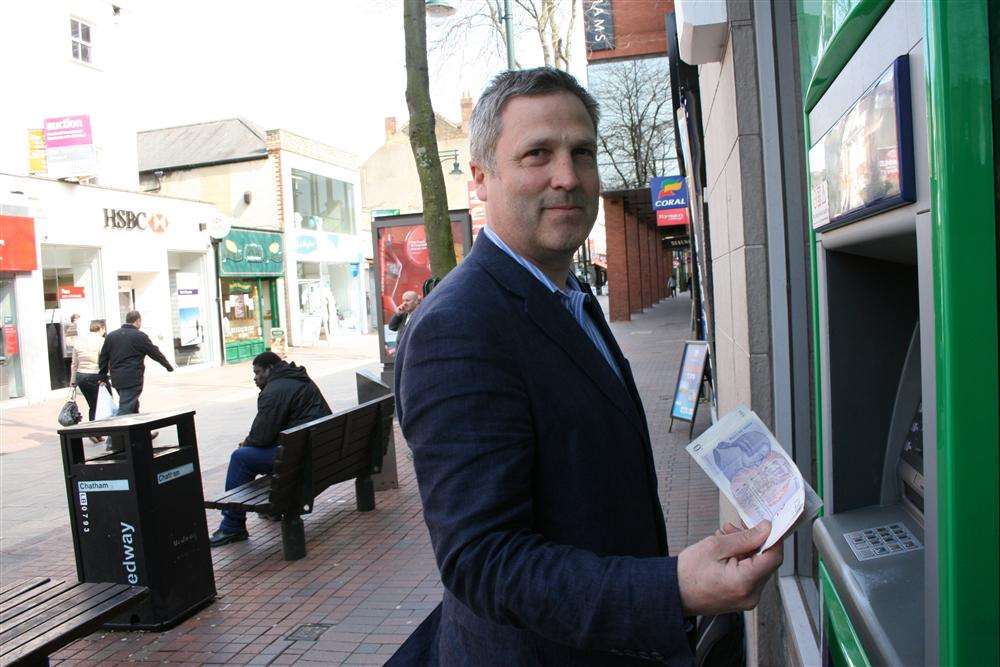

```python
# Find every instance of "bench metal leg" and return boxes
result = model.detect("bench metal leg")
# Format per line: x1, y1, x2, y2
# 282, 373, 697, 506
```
356, 476, 375, 512
281, 515, 306, 561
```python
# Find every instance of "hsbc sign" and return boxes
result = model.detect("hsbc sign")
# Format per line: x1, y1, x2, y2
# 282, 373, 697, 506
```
103, 208, 169, 233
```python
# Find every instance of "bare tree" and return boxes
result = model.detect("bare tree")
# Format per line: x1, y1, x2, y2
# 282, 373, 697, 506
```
429, 0, 576, 71
404, 0, 457, 279
589, 57, 678, 190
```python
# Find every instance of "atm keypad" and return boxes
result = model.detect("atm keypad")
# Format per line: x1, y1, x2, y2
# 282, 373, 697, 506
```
844, 523, 923, 561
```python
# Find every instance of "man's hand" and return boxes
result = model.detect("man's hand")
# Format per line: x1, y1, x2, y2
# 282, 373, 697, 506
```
677, 520, 783, 616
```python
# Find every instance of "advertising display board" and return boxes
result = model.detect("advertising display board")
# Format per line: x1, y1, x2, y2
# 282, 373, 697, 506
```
808, 56, 915, 231
650, 176, 691, 227
43, 115, 98, 179
373, 211, 472, 364
175, 272, 204, 346
669, 340, 709, 436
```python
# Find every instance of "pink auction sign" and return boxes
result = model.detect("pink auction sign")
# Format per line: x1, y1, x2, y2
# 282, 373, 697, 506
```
43, 115, 93, 147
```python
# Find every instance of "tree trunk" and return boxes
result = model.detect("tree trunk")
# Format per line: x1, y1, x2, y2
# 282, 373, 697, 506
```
403, 0, 457, 280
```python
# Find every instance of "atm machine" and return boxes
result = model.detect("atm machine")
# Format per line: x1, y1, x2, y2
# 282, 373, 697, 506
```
798, 1, 998, 665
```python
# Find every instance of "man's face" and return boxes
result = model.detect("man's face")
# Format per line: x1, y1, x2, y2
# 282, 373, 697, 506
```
133, 318, 141, 329
472, 92, 600, 266
252, 364, 271, 390
402, 293, 419, 312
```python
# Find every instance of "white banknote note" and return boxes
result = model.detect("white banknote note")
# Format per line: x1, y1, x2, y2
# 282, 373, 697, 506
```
686, 406, 821, 552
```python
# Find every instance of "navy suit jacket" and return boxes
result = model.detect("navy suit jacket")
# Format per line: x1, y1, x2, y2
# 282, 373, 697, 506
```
394, 233, 694, 665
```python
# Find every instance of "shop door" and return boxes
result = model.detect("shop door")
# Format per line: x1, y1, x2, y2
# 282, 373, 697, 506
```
260, 279, 278, 338
0, 276, 25, 400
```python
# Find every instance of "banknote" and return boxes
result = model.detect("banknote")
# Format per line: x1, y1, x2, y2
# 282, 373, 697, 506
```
686, 405, 822, 552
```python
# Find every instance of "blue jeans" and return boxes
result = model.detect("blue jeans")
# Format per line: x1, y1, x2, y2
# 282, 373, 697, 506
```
219, 445, 278, 533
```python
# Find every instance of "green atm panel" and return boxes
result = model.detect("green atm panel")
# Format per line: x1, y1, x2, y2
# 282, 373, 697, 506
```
797, 0, 999, 665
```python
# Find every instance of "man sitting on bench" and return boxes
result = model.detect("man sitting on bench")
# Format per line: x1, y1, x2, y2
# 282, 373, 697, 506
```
210, 352, 332, 547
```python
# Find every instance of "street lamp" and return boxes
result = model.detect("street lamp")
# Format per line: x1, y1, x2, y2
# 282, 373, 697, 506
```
438, 149, 463, 175
426, 0, 515, 70
425, 0, 456, 18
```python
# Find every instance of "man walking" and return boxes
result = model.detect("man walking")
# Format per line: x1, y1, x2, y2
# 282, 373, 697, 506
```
210, 352, 331, 546
98, 310, 173, 415
393, 68, 782, 664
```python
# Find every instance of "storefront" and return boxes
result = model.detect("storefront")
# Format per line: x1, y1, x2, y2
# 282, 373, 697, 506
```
0, 174, 220, 404
286, 229, 367, 345
216, 228, 285, 363
0, 210, 37, 401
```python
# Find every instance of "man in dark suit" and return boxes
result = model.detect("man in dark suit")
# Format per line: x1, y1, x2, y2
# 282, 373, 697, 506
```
98, 310, 173, 415
393, 68, 782, 665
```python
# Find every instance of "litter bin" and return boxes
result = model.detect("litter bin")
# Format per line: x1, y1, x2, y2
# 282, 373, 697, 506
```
58, 409, 216, 630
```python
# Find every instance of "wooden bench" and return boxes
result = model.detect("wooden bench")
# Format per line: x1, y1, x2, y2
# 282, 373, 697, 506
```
0, 577, 148, 667
205, 393, 395, 560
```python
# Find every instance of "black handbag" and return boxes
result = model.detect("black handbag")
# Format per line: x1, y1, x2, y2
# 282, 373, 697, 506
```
58, 388, 83, 427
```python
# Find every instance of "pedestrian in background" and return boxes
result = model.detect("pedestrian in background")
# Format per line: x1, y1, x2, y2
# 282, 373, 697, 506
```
70, 319, 107, 443
668, 274, 677, 297
209, 352, 331, 546
388, 290, 420, 335
98, 310, 173, 416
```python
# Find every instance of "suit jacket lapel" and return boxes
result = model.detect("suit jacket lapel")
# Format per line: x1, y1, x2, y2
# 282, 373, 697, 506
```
472, 235, 645, 432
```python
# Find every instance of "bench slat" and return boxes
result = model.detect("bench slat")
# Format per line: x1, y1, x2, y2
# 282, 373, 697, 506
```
312, 449, 372, 490
0, 581, 119, 644
0, 584, 146, 665
0, 580, 75, 621
204, 487, 272, 511
0, 578, 49, 601
211, 475, 271, 502
217, 480, 272, 505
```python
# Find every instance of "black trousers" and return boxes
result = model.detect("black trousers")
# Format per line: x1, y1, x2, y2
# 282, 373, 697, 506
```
116, 385, 142, 415
75, 372, 101, 421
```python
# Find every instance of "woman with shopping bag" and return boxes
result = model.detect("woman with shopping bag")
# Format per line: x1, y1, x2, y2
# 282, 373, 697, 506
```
70, 320, 107, 443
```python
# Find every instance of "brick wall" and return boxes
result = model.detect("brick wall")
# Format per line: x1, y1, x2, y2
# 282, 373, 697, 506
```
605, 196, 630, 321
625, 208, 642, 315
586, 0, 674, 62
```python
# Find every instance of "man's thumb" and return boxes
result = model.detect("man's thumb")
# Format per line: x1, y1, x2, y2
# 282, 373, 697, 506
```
716, 520, 771, 559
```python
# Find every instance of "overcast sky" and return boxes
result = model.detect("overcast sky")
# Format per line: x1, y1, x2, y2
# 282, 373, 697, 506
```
124, 0, 588, 161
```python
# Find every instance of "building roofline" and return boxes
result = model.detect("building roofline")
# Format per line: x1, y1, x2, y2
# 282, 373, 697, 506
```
0, 171, 217, 205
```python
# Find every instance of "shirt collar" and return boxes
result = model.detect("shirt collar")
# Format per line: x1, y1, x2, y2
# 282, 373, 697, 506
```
481, 225, 580, 296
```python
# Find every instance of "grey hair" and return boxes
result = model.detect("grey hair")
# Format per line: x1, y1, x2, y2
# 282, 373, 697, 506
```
469, 67, 600, 171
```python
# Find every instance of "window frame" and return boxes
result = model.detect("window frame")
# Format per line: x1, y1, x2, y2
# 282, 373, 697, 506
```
70, 17, 94, 65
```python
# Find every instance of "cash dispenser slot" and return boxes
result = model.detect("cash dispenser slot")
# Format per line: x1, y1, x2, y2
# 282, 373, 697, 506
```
814, 239, 926, 665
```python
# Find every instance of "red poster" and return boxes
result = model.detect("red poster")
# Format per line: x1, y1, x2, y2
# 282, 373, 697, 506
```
3, 326, 18, 356
0, 216, 38, 271
656, 209, 689, 227
378, 222, 465, 360
59, 286, 85, 300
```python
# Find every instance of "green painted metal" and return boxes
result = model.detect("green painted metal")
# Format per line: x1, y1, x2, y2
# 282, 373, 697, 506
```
802, 0, 893, 113
924, 1, 1000, 665
799, 0, 1000, 663
819, 562, 872, 667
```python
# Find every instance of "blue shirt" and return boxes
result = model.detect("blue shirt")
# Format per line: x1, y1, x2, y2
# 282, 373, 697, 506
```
482, 226, 624, 383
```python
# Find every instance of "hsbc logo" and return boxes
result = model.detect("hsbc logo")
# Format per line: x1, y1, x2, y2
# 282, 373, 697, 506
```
103, 208, 169, 233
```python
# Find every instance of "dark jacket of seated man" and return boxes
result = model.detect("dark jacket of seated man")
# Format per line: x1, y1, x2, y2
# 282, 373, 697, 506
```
212, 352, 331, 543
243, 358, 332, 448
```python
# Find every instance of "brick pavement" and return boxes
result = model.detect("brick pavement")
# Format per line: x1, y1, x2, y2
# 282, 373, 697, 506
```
0, 294, 716, 665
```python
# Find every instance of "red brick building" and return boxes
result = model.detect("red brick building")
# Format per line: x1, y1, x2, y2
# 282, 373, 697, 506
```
584, 0, 683, 322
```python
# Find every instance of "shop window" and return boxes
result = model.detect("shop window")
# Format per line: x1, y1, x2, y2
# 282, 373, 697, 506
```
70, 17, 93, 64
291, 169, 356, 235
221, 280, 263, 344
